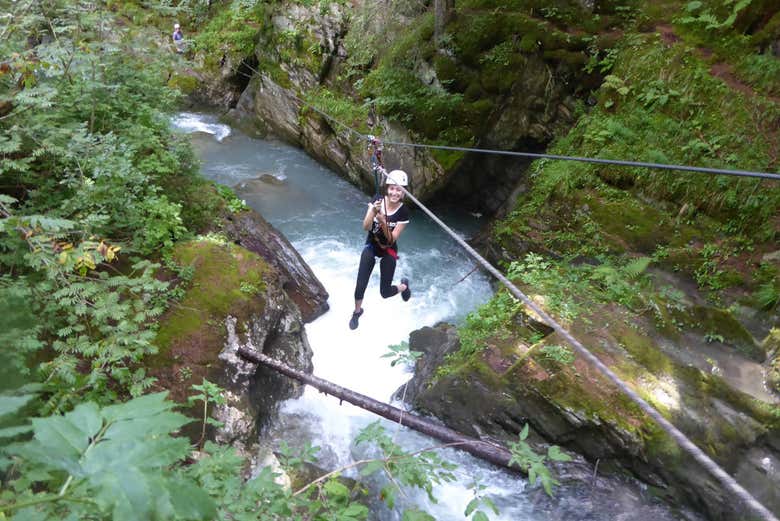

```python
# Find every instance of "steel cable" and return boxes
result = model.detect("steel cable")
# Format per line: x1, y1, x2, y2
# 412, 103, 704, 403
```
251, 83, 779, 520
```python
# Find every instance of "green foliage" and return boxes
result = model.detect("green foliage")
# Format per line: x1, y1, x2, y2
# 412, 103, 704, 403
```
540, 345, 575, 365
456, 291, 522, 363
508, 424, 571, 496
507, 253, 583, 321
188, 379, 226, 450
464, 477, 499, 521
382, 341, 423, 368
192, 1, 266, 68
215, 184, 248, 213
753, 263, 780, 311
354, 421, 458, 507
303, 88, 371, 134
0, 392, 216, 520
677, 0, 753, 31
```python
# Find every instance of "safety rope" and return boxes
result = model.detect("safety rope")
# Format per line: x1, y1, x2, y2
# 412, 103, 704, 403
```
243, 77, 778, 520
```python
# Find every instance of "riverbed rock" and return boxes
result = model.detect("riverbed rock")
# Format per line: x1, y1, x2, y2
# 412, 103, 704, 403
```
150, 239, 314, 451
221, 210, 329, 323
404, 305, 780, 520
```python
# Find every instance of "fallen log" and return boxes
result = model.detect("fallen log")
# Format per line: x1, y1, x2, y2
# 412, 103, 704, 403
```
237, 347, 518, 472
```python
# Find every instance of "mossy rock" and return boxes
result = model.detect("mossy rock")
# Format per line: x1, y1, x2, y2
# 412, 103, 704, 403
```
763, 328, 780, 393
432, 54, 461, 87
150, 239, 270, 402
167, 73, 200, 94
542, 49, 588, 67
586, 194, 678, 253
689, 306, 762, 361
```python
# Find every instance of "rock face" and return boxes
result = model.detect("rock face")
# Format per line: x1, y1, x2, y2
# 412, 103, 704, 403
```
402, 319, 780, 520
151, 229, 319, 452
222, 210, 329, 323
221, 0, 582, 208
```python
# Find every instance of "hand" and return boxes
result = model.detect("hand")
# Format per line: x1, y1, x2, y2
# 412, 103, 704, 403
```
371, 201, 381, 213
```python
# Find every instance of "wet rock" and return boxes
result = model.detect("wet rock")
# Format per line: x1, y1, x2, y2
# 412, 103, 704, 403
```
151, 240, 315, 451
762, 250, 780, 264
393, 323, 461, 402
221, 210, 329, 323
401, 315, 780, 520
765, 329, 780, 394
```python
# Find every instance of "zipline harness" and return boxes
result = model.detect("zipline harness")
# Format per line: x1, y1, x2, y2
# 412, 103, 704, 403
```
250, 78, 780, 521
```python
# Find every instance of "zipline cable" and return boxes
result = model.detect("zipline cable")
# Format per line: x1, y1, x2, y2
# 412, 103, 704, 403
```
379, 140, 780, 181
395, 178, 779, 521
245, 64, 780, 180
248, 78, 779, 519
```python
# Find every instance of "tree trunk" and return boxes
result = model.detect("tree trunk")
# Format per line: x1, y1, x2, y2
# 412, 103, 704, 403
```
434, 0, 455, 43
238, 348, 519, 472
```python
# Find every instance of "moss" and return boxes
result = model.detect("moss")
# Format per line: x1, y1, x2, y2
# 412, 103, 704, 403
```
587, 194, 678, 253
303, 88, 370, 133
153, 239, 269, 357
642, 421, 683, 464
542, 49, 588, 67
689, 306, 761, 360
765, 329, 780, 393
614, 326, 674, 374
257, 57, 292, 89
431, 149, 464, 171
432, 55, 459, 85
167, 73, 200, 94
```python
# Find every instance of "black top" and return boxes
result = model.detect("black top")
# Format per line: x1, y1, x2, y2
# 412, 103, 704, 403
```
366, 197, 410, 250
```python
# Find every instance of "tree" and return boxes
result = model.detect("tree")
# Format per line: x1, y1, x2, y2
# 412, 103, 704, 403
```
434, 0, 455, 43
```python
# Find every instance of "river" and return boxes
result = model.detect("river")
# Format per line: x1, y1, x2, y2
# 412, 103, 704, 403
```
173, 112, 696, 521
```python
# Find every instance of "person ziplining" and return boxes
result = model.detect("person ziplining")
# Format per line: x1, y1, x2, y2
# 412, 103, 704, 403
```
349, 168, 412, 330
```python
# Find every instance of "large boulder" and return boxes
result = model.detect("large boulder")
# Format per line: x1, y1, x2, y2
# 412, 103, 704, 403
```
150, 238, 314, 451
222, 210, 329, 323
403, 314, 780, 520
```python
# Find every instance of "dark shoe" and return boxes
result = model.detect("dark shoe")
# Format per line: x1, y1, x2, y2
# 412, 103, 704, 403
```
400, 278, 411, 301
349, 309, 364, 330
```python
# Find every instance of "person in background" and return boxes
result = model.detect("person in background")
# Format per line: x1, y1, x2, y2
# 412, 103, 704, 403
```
349, 169, 412, 330
172, 23, 184, 53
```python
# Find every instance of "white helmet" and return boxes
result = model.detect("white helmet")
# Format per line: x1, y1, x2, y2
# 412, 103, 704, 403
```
385, 169, 408, 186
174, 23, 180, 29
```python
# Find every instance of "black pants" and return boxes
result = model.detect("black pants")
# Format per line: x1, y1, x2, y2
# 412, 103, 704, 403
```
354, 243, 398, 301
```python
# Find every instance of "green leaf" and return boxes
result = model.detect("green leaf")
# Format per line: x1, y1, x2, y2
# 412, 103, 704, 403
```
359, 460, 384, 476
0, 395, 35, 417
401, 508, 436, 521
24, 402, 102, 471
341, 502, 369, 518
94, 466, 153, 521
323, 479, 350, 499
101, 391, 172, 423
547, 445, 572, 462
0, 424, 33, 439
686, 0, 702, 11
482, 497, 499, 514
473, 511, 490, 521
165, 476, 217, 519
519, 423, 529, 441
380, 484, 396, 508
465, 498, 480, 516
